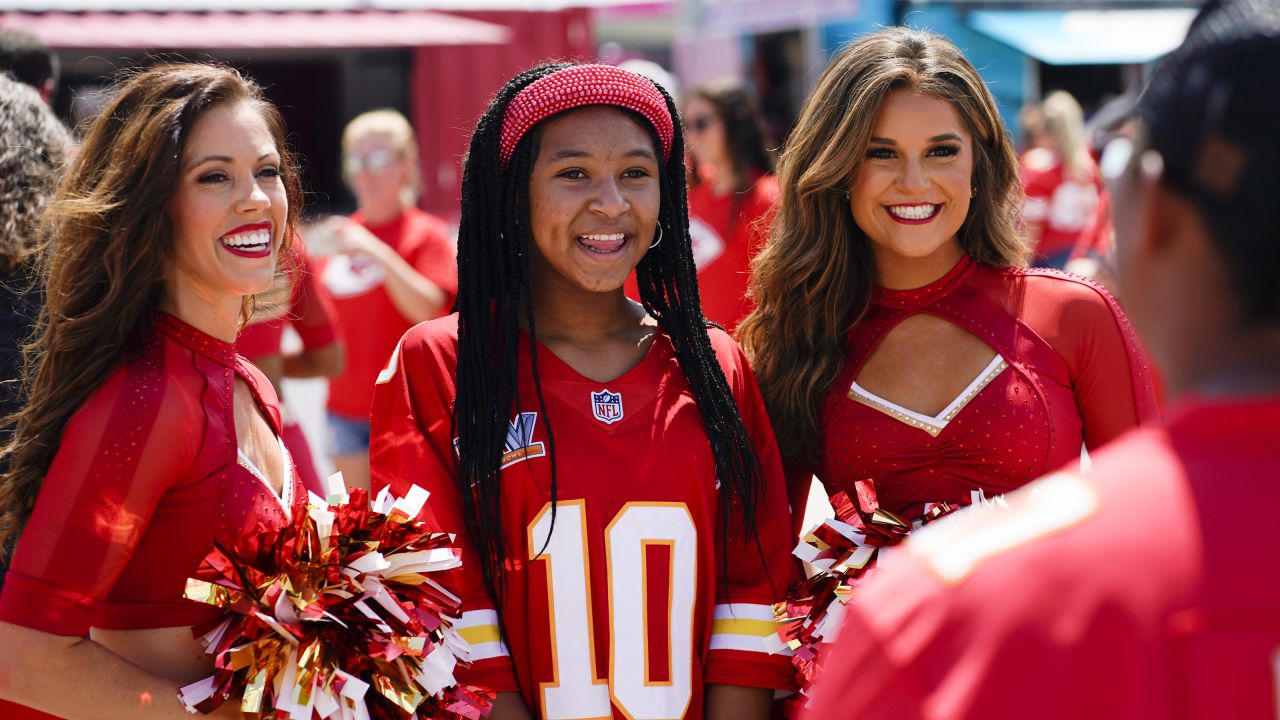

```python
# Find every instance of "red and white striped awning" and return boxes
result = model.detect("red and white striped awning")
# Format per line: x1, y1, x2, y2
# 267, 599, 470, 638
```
0, 9, 510, 49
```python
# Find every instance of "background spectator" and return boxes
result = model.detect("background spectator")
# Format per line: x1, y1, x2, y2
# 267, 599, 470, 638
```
681, 79, 777, 332
316, 109, 457, 491
0, 29, 57, 104
1019, 90, 1109, 268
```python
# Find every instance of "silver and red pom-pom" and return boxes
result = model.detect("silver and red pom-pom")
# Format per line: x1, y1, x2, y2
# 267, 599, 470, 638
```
767, 480, 961, 709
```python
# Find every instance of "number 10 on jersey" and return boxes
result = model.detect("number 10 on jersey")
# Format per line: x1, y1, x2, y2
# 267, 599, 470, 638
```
528, 500, 698, 720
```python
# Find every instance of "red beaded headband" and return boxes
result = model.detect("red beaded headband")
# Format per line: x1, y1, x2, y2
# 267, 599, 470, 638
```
499, 64, 675, 170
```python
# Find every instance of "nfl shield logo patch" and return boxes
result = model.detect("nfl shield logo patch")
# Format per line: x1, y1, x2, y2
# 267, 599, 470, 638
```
590, 389, 624, 425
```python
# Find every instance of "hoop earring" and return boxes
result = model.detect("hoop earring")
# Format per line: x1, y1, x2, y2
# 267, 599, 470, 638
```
971, 186, 978, 198
649, 223, 664, 249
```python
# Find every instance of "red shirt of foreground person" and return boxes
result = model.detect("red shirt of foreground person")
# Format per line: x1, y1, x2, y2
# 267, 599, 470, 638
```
804, 1, 1280, 717
803, 399, 1280, 719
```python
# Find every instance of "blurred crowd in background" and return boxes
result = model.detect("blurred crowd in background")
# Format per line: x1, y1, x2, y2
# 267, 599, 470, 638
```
0, 0, 1181, 484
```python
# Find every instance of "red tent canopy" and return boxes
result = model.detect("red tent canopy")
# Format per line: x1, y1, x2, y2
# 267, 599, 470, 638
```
0, 9, 509, 49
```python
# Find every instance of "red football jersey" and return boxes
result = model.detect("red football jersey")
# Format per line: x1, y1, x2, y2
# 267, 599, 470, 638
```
804, 396, 1280, 720
370, 315, 797, 718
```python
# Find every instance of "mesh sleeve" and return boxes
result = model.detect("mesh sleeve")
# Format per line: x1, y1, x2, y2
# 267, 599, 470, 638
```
1050, 278, 1161, 448
0, 352, 197, 636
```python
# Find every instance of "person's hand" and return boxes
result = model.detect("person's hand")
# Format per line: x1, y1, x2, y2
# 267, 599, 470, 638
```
324, 216, 392, 265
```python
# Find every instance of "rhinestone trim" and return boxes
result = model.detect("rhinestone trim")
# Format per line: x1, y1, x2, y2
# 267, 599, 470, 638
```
850, 357, 1010, 437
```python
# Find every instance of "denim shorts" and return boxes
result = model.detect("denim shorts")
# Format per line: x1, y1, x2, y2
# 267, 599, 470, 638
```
326, 411, 371, 456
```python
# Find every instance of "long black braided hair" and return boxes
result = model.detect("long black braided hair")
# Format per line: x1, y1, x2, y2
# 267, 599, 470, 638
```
452, 61, 767, 606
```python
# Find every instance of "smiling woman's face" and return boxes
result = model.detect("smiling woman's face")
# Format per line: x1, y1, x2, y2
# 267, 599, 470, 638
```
168, 99, 287, 303
527, 105, 661, 297
848, 90, 974, 275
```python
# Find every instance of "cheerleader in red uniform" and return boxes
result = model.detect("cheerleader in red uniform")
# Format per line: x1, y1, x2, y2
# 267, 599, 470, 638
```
805, 1, 1280, 716
739, 28, 1159, 538
370, 63, 797, 720
237, 238, 343, 495
0, 64, 304, 719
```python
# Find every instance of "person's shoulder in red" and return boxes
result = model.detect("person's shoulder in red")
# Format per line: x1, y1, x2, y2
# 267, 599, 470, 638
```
369, 313, 459, 411
992, 264, 1135, 354
368, 313, 460, 496
397, 311, 458, 367
804, 396, 1280, 720
977, 263, 1161, 441
0, 324, 208, 637
704, 324, 749, 381
398, 206, 451, 245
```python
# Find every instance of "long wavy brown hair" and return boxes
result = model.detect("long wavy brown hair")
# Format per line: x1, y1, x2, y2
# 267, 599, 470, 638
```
0, 62, 302, 560
737, 27, 1028, 466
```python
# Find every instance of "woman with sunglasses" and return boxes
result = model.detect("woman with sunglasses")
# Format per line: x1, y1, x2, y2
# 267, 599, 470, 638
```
681, 80, 777, 333
319, 109, 458, 491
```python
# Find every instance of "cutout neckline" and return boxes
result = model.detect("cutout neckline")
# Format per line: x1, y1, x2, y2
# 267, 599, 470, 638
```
849, 354, 1009, 437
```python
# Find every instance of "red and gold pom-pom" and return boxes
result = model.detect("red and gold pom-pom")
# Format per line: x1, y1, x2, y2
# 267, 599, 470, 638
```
178, 481, 493, 720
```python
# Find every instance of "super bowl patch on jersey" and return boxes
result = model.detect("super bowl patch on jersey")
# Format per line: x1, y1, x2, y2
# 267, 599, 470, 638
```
451, 412, 547, 469
590, 389, 624, 425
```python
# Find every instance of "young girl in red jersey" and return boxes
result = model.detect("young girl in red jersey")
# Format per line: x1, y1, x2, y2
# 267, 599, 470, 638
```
739, 28, 1160, 537
369, 63, 797, 720
0, 64, 304, 719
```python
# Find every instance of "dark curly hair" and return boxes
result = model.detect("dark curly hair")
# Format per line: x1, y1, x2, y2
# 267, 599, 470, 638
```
0, 74, 68, 273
